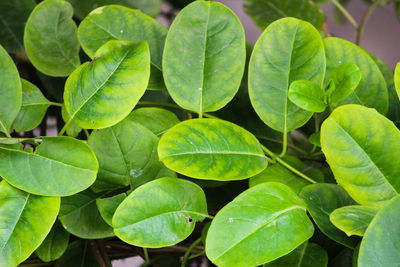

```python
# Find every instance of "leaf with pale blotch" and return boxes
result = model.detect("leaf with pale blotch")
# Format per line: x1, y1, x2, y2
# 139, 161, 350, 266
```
158, 119, 267, 180
330, 205, 377, 237
248, 18, 325, 132
78, 5, 166, 90
163, 1, 246, 113
113, 177, 208, 248
0, 181, 60, 267
288, 80, 326, 112
12, 79, 51, 132
206, 182, 314, 267
36, 221, 70, 262
24, 0, 80, 77
64, 40, 150, 129
321, 104, 400, 206
96, 193, 127, 226
0, 136, 98, 196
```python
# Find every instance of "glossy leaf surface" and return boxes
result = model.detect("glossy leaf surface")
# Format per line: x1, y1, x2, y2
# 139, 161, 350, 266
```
395, 62, 400, 100
0, 44, 21, 135
243, 0, 325, 30
64, 40, 150, 129
96, 193, 126, 226
158, 119, 267, 180
88, 120, 170, 191
126, 107, 180, 136
264, 242, 328, 267
113, 177, 208, 248
0, 0, 36, 53
163, 1, 246, 113
12, 79, 51, 132
248, 17, 325, 132
78, 5, 166, 90
321, 104, 400, 206
300, 183, 358, 248
0, 136, 98, 196
288, 80, 326, 112
36, 222, 70, 262
24, 0, 80, 77
206, 182, 314, 266
324, 37, 388, 114
0, 181, 60, 266
59, 189, 114, 239
358, 196, 400, 267
330, 205, 377, 237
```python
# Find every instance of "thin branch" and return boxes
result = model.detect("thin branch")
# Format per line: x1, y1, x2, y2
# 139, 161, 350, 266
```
332, 0, 358, 28
356, 1, 379, 45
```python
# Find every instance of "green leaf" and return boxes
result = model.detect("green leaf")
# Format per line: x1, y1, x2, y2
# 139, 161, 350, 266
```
243, 0, 325, 30
158, 119, 267, 180
24, 0, 80, 77
0, 181, 60, 267
59, 189, 114, 239
206, 182, 314, 266
12, 79, 51, 132
248, 18, 326, 132
0, 0, 36, 53
113, 177, 208, 248
358, 196, 400, 267
300, 183, 359, 248
308, 132, 321, 147
263, 242, 328, 267
0, 44, 22, 135
324, 37, 388, 114
326, 63, 362, 108
61, 104, 82, 137
321, 104, 400, 206
288, 80, 326, 112
64, 40, 150, 129
78, 5, 166, 90
96, 193, 127, 226
36, 221, 70, 262
395, 62, 400, 100
54, 240, 100, 267
330, 205, 377, 237
88, 120, 170, 191
126, 107, 180, 136
0, 136, 98, 196
162, 1, 246, 113
68, 0, 161, 19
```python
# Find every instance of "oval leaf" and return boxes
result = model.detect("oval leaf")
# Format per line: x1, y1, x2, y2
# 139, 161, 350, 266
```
358, 196, 400, 267
64, 40, 150, 129
24, 0, 80, 77
330, 205, 377, 237
300, 183, 359, 248
36, 221, 70, 262
113, 177, 208, 248
321, 104, 400, 206
0, 44, 22, 135
264, 242, 328, 267
88, 120, 171, 191
96, 193, 127, 226
288, 80, 326, 112
158, 119, 267, 180
205, 182, 314, 266
248, 17, 326, 132
78, 5, 166, 90
0, 181, 60, 266
126, 107, 180, 136
59, 189, 114, 239
0, 136, 98, 196
12, 79, 51, 132
163, 1, 246, 113
324, 37, 388, 114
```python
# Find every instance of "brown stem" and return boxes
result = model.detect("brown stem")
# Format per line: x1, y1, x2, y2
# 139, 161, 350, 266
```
89, 240, 107, 267
96, 240, 113, 267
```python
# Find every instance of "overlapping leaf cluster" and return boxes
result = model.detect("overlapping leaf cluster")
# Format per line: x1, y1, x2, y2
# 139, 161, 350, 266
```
0, 0, 400, 266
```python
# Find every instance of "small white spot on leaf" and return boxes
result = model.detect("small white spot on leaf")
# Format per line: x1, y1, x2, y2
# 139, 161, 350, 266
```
129, 169, 143, 178
228, 217, 234, 223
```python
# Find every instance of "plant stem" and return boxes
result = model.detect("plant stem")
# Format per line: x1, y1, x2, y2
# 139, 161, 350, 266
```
261, 145, 317, 184
143, 247, 150, 264
332, 0, 358, 28
138, 101, 181, 109
279, 130, 288, 158
83, 129, 90, 139
181, 238, 202, 267
89, 240, 107, 267
49, 102, 63, 107
188, 251, 205, 260
356, 1, 378, 45
58, 118, 72, 136
97, 240, 112, 267
256, 136, 308, 155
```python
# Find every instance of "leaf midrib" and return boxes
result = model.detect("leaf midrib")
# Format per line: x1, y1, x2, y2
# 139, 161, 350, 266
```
161, 151, 266, 159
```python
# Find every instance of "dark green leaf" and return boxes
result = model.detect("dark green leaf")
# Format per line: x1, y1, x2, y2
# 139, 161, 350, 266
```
54, 240, 100, 267
113, 177, 208, 247
288, 80, 326, 112
308, 132, 321, 147
96, 193, 126, 226
206, 182, 314, 266
163, 1, 246, 113
24, 0, 80, 77
36, 221, 70, 262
